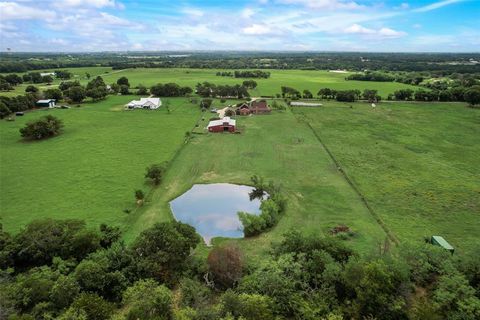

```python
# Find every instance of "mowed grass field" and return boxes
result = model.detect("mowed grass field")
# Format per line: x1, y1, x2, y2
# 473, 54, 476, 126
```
0, 96, 200, 233
1, 67, 417, 98
292, 101, 480, 253
125, 107, 388, 257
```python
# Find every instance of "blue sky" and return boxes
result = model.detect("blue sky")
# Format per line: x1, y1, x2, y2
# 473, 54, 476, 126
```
0, 0, 479, 52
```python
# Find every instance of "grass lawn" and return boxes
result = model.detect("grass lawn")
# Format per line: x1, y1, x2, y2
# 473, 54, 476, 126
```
125, 106, 388, 259
1, 67, 417, 99
292, 101, 480, 254
0, 95, 200, 233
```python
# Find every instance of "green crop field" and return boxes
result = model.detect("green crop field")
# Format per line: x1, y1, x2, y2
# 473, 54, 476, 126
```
0, 95, 200, 233
292, 101, 480, 254
1, 67, 417, 98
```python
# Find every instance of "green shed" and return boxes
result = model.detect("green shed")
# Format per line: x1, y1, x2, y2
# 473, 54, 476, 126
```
431, 236, 454, 254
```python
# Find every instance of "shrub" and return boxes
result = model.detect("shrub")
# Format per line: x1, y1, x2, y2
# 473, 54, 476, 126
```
123, 279, 173, 320
145, 163, 166, 185
19, 115, 64, 140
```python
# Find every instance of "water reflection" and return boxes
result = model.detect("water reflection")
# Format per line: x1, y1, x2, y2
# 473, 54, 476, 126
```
169, 183, 263, 244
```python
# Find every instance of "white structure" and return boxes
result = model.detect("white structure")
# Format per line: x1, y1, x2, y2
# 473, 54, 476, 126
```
290, 102, 323, 107
40, 72, 55, 77
36, 99, 56, 108
126, 97, 161, 110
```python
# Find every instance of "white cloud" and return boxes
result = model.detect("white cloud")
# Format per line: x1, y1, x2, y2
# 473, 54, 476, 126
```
241, 8, 256, 18
0, 2, 56, 20
277, 0, 363, 10
243, 24, 273, 35
181, 7, 204, 17
56, 0, 117, 8
344, 24, 406, 38
413, 0, 465, 13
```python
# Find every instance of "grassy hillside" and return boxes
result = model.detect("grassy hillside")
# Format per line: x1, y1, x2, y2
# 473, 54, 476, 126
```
125, 106, 388, 258
0, 96, 200, 233
1, 67, 417, 98
293, 101, 480, 253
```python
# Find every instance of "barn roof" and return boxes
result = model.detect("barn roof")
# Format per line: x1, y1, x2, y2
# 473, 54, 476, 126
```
208, 116, 236, 128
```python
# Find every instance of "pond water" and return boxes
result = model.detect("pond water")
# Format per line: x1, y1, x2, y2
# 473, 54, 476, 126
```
169, 183, 263, 244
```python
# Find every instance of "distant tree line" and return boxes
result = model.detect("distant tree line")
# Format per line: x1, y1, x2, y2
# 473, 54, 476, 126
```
150, 83, 193, 97
196, 82, 250, 98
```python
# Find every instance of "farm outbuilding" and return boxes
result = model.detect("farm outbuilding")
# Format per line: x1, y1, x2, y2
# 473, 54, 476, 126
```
431, 236, 454, 254
208, 117, 236, 133
36, 99, 56, 108
126, 97, 161, 110
235, 99, 271, 115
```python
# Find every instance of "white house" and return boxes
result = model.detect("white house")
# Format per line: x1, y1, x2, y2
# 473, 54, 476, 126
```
126, 97, 161, 110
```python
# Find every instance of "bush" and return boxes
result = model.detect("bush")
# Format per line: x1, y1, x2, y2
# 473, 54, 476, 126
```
69, 293, 114, 320
123, 279, 173, 320
19, 115, 64, 140
145, 163, 166, 185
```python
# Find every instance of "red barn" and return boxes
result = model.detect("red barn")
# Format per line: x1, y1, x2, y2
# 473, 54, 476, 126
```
208, 117, 236, 133
235, 100, 271, 115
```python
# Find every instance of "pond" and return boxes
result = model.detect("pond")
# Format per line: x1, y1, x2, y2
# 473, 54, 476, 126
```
169, 183, 264, 245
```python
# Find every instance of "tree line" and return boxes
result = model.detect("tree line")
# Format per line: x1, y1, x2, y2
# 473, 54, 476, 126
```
0, 217, 478, 320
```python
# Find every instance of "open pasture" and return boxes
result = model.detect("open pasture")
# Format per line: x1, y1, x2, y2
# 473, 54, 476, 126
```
293, 101, 480, 253
0, 96, 200, 233
125, 106, 388, 257
1, 67, 417, 99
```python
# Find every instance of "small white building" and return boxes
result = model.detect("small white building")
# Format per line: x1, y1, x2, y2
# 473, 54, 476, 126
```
36, 99, 56, 108
40, 72, 55, 77
126, 97, 161, 110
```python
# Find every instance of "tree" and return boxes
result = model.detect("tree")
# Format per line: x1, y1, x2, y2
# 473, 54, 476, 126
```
20, 115, 64, 140
200, 99, 213, 110
0, 101, 11, 119
123, 279, 173, 320
132, 221, 200, 283
5, 74, 23, 86
42, 75, 53, 84
117, 76, 130, 87
50, 274, 80, 309
69, 293, 114, 320
25, 85, 38, 93
119, 85, 130, 95
66, 86, 86, 103
464, 86, 480, 106
145, 163, 166, 185
242, 80, 257, 89
207, 244, 245, 289
362, 89, 378, 102
393, 89, 414, 100
135, 189, 145, 205
44, 88, 63, 101
433, 272, 480, 319
137, 85, 148, 95
303, 89, 313, 99
220, 291, 275, 320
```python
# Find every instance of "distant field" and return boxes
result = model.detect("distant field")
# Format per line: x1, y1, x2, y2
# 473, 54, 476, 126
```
0, 96, 200, 233
0, 67, 417, 99
292, 101, 480, 253
125, 106, 387, 257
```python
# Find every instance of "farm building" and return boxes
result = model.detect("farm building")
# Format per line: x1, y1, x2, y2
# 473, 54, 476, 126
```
40, 72, 55, 77
235, 99, 271, 115
431, 236, 455, 254
208, 117, 236, 133
126, 97, 161, 110
36, 99, 56, 108
290, 102, 323, 107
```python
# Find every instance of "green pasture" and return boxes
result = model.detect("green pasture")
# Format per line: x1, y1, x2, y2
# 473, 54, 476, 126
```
293, 101, 480, 253
125, 106, 388, 258
0, 96, 200, 233
1, 67, 417, 99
